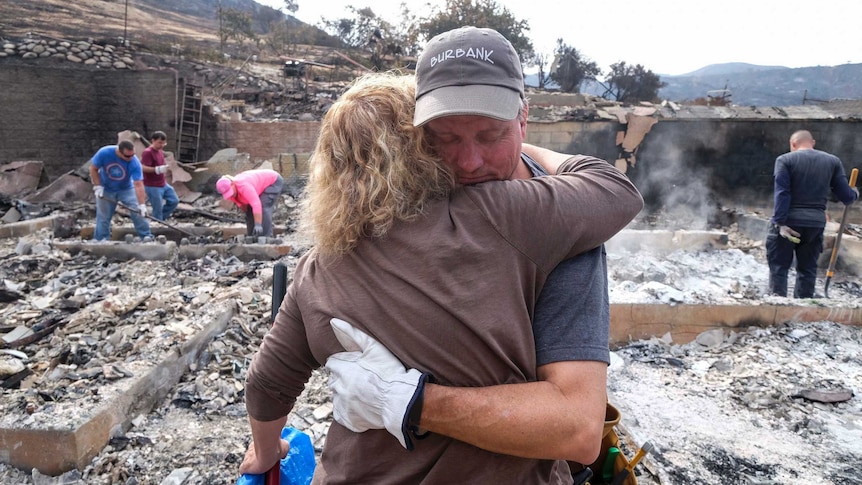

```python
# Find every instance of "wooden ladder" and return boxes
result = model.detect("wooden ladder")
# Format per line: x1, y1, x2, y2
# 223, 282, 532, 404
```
177, 82, 203, 164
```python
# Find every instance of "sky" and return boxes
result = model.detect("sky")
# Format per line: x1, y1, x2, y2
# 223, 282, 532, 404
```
257, 0, 862, 76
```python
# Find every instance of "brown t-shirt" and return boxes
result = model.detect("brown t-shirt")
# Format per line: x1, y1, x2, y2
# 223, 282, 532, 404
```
246, 155, 643, 484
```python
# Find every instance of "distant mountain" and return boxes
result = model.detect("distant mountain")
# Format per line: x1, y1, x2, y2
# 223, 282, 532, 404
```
672, 62, 788, 77
659, 62, 862, 106
528, 62, 862, 107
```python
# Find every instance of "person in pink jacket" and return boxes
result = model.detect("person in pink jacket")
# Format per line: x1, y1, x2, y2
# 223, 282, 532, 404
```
216, 169, 284, 237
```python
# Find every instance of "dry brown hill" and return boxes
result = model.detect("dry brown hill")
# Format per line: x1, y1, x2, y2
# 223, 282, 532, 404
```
1, 0, 219, 47
0, 0, 327, 57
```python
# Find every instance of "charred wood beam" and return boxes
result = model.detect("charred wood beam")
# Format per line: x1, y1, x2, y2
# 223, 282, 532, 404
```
0, 315, 68, 349
0, 368, 33, 389
175, 206, 244, 223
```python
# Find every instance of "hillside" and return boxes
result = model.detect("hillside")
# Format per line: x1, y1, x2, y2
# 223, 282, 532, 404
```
659, 62, 862, 106
5, 0, 862, 108
0, 0, 221, 46
0, 0, 331, 55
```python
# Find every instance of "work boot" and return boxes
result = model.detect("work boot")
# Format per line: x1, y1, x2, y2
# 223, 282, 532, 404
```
768, 274, 788, 297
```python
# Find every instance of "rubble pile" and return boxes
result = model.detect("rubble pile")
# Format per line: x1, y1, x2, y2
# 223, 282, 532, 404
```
611, 320, 862, 484
0, 191, 334, 484
0, 235, 272, 427
0, 199, 860, 483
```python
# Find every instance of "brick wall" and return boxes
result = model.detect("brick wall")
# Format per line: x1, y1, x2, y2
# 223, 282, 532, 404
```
0, 64, 178, 180
215, 121, 321, 161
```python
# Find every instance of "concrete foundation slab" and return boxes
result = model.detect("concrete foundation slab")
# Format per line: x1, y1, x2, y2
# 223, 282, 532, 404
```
824, 235, 862, 276
0, 304, 236, 475
53, 241, 178, 261
52, 240, 292, 262
607, 229, 728, 254
0, 161, 42, 197
178, 243, 293, 262
79, 224, 286, 241
24, 172, 93, 204
0, 214, 62, 239
736, 214, 769, 240
610, 303, 862, 344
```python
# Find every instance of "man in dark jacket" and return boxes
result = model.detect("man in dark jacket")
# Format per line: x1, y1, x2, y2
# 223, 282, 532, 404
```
767, 130, 858, 297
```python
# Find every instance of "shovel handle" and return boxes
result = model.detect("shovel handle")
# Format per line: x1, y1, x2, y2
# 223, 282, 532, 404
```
825, 168, 859, 281
264, 463, 280, 485
101, 194, 197, 238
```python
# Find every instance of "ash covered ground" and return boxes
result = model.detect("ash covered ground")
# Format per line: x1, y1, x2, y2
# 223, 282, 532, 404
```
0, 199, 860, 485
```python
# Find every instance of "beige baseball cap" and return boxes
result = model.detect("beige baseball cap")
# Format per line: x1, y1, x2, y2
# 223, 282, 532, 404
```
414, 26, 525, 127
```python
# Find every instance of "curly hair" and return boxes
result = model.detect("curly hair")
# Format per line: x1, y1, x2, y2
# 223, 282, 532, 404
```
300, 72, 455, 255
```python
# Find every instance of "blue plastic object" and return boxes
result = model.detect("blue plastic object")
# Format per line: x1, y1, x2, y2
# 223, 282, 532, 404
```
235, 427, 316, 485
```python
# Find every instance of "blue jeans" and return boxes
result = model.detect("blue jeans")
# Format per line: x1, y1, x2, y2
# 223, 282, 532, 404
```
145, 184, 179, 221
94, 188, 152, 241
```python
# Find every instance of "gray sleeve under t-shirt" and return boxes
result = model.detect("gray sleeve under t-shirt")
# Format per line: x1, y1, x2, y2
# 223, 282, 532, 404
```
521, 153, 611, 366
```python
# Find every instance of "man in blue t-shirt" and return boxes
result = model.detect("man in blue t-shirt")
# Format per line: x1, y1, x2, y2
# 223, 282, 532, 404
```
88, 140, 152, 241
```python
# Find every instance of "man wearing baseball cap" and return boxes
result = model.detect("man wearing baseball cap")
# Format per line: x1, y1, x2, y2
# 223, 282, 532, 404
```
327, 26, 627, 482
413, 26, 525, 127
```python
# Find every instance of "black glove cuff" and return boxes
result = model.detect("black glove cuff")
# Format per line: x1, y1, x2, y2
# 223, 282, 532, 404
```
402, 372, 433, 451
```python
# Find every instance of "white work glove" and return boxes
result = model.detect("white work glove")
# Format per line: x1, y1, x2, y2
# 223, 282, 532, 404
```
252, 223, 264, 236
155, 165, 168, 174
325, 318, 431, 450
778, 225, 801, 244
93, 185, 104, 198
138, 204, 148, 218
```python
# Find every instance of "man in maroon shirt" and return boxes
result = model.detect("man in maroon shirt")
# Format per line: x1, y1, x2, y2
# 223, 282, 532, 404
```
140, 131, 179, 221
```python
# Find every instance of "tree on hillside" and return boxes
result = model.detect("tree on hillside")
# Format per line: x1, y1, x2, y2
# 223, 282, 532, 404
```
264, 20, 292, 56
321, 7, 381, 49
252, 5, 286, 34
321, 5, 420, 70
602, 61, 666, 103
394, 3, 423, 58
420, 0, 533, 63
549, 39, 600, 93
261, 0, 301, 56
217, 6, 256, 52
525, 51, 550, 89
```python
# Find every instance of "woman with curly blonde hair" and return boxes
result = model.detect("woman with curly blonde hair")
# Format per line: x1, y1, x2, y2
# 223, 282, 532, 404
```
300, 72, 454, 255
241, 71, 643, 483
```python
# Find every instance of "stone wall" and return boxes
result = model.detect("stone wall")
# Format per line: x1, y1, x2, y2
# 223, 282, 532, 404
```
0, 64, 179, 180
